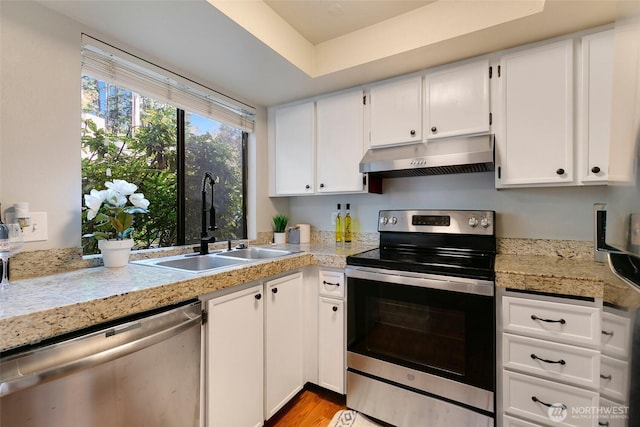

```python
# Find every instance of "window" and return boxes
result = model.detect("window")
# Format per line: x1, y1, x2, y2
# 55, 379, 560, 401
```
80, 37, 252, 255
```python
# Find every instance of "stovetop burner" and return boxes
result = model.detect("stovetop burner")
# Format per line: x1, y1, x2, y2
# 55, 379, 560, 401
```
347, 210, 496, 282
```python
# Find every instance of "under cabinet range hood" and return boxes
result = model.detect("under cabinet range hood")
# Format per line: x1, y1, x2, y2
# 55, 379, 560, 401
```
359, 134, 495, 178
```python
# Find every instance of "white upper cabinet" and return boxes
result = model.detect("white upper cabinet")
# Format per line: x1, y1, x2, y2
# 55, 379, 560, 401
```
316, 90, 366, 193
274, 101, 315, 195
579, 29, 614, 184
496, 39, 574, 187
425, 59, 490, 139
369, 75, 423, 147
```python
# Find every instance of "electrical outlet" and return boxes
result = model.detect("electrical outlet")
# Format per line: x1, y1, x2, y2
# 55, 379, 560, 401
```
19, 212, 48, 242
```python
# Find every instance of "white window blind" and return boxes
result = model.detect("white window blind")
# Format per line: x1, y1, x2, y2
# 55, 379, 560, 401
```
81, 34, 255, 132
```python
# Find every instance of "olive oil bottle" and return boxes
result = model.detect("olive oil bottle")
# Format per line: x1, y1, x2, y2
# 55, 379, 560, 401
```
344, 203, 352, 243
335, 204, 343, 243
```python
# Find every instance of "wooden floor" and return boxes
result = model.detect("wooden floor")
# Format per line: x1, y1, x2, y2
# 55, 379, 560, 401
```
265, 385, 347, 427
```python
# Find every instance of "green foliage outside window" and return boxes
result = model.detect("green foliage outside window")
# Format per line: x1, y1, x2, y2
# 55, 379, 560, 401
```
81, 76, 245, 255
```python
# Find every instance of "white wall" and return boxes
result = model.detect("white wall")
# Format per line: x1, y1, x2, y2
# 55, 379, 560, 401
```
0, 1, 284, 250
288, 172, 612, 240
1, 1, 81, 249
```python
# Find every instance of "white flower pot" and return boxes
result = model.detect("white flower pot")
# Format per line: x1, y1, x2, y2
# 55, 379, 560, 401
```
98, 239, 134, 268
273, 232, 287, 244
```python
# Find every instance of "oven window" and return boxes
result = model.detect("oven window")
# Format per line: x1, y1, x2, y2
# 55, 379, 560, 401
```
348, 277, 495, 391
364, 297, 465, 375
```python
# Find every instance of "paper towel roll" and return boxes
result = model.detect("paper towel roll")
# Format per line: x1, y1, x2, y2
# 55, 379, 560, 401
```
297, 224, 310, 243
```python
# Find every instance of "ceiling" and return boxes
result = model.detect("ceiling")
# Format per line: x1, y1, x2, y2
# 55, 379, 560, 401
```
37, 0, 619, 108
264, 0, 435, 44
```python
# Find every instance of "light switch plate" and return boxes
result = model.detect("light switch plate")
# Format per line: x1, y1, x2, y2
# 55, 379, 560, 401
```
7, 212, 48, 242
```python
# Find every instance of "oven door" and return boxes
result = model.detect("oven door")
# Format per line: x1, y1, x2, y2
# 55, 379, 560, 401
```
346, 266, 495, 414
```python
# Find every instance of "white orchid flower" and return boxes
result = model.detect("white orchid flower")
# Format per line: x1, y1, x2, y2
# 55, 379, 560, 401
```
104, 188, 127, 208
105, 179, 137, 196
84, 190, 105, 220
129, 193, 150, 210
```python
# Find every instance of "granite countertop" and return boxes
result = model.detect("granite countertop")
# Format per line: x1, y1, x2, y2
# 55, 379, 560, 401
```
495, 253, 640, 308
3, 238, 638, 354
0, 243, 373, 353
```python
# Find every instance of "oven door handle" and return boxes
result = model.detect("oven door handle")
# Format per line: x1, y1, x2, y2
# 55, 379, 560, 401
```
345, 266, 494, 296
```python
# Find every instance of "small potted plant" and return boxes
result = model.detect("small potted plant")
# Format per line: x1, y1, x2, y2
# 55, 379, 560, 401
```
272, 213, 288, 244
83, 178, 150, 267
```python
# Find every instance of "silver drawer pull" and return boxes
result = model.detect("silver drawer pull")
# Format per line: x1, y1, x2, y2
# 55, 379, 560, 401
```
601, 330, 614, 336
600, 373, 612, 381
323, 280, 340, 287
530, 353, 566, 365
532, 396, 567, 410
531, 314, 566, 325
599, 422, 610, 426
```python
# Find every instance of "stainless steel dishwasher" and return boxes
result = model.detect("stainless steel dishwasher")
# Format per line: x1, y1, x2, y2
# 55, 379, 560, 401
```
0, 299, 202, 427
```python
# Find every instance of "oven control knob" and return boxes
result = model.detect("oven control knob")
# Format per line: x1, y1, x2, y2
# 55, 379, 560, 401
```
468, 217, 479, 228
380, 216, 388, 225
390, 216, 398, 225
480, 217, 491, 228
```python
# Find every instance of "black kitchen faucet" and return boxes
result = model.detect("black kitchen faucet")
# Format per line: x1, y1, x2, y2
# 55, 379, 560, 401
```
200, 172, 217, 255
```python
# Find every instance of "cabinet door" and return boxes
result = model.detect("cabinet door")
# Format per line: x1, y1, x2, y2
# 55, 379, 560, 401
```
265, 272, 303, 419
316, 90, 365, 193
274, 102, 315, 195
318, 297, 345, 394
580, 30, 614, 184
369, 75, 422, 147
497, 39, 574, 186
206, 284, 264, 427
425, 59, 490, 139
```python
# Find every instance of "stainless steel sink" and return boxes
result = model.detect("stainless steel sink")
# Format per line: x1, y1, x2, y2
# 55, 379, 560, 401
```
131, 252, 251, 273
216, 247, 296, 260
130, 247, 297, 273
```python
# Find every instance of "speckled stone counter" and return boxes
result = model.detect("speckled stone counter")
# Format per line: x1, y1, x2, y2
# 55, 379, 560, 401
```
0, 243, 374, 353
495, 239, 640, 308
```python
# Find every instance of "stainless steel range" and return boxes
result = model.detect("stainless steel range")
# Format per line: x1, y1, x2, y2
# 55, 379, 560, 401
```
346, 209, 496, 427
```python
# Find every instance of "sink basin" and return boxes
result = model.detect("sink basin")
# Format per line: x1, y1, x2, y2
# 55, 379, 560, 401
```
132, 253, 251, 273
216, 247, 296, 260
131, 247, 297, 273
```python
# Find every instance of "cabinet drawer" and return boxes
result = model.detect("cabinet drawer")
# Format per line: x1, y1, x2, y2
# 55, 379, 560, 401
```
502, 296, 600, 346
600, 355, 628, 403
601, 311, 630, 359
503, 370, 599, 427
503, 333, 600, 388
318, 269, 344, 299
599, 397, 629, 427
503, 414, 546, 427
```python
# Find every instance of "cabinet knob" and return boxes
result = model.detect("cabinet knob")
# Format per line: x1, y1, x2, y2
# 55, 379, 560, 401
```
332, 306, 338, 312
305, 184, 310, 190
591, 166, 601, 174
410, 129, 416, 136
556, 168, 565, 176
430, 127, 437, 133
255, 293, 262, 300
272, 288, 278, 294
320, 183, 325, 188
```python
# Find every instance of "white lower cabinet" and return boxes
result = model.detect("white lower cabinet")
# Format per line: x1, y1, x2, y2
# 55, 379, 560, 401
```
499, 291, 603, 427
205, 284, 264, 427
317, 268, 346, 394
264, 272, 304, 419
318, 297, 345, 393
204, 271, 304, 427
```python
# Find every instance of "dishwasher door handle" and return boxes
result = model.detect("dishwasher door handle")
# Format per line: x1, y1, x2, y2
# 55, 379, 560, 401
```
0, 311, 201, 397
